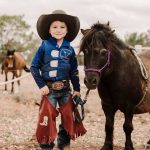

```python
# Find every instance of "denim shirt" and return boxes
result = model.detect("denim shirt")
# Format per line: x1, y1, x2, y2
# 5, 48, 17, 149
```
30, 37, 80, 91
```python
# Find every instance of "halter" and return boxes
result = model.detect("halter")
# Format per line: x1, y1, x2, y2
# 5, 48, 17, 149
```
84, 50, 111, 74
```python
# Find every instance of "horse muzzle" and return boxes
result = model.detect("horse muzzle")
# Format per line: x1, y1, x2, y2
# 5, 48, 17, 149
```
84, 76, 99, 89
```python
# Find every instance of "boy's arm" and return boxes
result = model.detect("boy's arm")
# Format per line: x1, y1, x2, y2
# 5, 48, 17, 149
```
30, 42, 46, 89
69, 48, 80, 92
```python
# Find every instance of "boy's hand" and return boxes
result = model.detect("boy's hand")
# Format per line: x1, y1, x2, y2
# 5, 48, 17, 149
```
72, 91, 81, 98
40, 85, 49, 96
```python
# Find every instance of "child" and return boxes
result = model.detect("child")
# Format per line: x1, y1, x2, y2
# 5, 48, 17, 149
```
30, 10, 86, 150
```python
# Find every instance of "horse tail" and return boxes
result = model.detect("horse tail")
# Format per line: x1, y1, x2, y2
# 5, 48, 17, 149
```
24, 66, 30, 72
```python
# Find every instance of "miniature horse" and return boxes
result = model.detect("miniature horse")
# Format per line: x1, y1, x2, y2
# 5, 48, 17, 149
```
80, 22, 150, 150
1, 50, 30, 93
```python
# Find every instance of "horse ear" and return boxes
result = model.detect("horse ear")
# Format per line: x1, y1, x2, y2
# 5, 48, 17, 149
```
81, 29, 90, 35
111, 30, 115, 33
107, 21, 110, 26
81, 29, 86, 35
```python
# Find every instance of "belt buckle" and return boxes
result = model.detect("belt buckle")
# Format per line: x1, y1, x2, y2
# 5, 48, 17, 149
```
52, 81, 64, 90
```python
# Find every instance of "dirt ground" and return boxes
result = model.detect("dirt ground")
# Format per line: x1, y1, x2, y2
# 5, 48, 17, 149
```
0, 71, 150, 150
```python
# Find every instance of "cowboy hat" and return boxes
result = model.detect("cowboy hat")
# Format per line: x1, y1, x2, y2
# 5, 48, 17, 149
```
37, 10, 80, 42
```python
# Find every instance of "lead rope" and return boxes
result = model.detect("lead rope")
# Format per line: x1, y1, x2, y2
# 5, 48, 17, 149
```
81, 89, 90, 121
136, 86, 148, 107
83, 89, 90, 104
73, 89, 90, 122
132, 49, 149, 80
131, 49, 149, 106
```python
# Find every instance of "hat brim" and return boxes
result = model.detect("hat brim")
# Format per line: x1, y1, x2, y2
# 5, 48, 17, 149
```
37, 14, 80, 42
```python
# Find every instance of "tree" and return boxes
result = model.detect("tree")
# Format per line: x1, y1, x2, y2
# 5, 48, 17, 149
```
0, 15, 40, 63
125, 32, 144, 46
125, 30, 150, 47
142, 30, 150, 46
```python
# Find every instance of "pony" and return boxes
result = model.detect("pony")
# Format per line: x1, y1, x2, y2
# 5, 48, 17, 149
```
1, 50, 30, 93
80, 22, 150, 150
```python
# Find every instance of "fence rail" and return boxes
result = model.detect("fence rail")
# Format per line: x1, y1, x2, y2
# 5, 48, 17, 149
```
0, 73, 31, 86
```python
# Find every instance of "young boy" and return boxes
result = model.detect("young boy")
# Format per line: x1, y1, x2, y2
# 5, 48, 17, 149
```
31, 10, 86, 150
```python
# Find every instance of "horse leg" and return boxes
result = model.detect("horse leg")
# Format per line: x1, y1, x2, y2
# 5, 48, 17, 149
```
101, 105, 116, 150
16, 70, 22, 92
123, 111, 134, 150
4, 72, 8, 91
146, 112, 150, 149
146, 140, 150, 149
17, 70, 22, 86
11, 73, 15, 93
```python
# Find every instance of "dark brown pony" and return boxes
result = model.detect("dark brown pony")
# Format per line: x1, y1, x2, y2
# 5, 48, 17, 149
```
80, 22, 150, 150
1, 50, 30, 93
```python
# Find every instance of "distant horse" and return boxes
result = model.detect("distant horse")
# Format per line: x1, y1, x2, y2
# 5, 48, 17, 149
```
80, 22, 150, 150
1, 50, 30, 93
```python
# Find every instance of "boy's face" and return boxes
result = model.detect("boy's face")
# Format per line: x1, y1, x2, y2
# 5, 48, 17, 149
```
49, 21, 68, 41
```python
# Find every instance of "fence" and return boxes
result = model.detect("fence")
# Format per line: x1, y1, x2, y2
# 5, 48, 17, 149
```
0, 73, 31, 86
135, 45, 150, 53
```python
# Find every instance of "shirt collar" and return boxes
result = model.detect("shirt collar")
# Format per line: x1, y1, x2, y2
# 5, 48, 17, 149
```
49, 36, 70, 48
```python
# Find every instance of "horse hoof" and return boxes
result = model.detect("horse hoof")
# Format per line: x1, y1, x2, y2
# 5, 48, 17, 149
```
3, 91, 8, 94
14, 89, 19, 93
124, 142, 134, 150
145, 142, 150, 149
100, 145, 113, 150
124, 147, 134, 150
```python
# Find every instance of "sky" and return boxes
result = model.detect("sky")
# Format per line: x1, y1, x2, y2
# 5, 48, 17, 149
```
0, 0, 150, 45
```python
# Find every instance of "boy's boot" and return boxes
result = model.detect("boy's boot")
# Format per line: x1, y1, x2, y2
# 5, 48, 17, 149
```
57, 124, 70, 150
40, 143, 55, 150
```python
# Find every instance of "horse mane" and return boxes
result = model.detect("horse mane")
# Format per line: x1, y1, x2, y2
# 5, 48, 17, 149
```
80, 22, 130, 52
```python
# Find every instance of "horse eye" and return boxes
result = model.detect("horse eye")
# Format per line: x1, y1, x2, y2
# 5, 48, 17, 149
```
95, 48, 100, 53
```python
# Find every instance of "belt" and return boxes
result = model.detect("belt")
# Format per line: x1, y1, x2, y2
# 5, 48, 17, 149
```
46, 80, 70, 91
49, 88, 71, 93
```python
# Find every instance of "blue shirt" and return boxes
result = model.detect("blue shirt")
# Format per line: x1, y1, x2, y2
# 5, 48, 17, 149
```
30, 37, 80, 91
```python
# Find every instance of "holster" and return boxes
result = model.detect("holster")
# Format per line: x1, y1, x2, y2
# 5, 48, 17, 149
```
58, 96, 87, 140
36, 96, 59, 144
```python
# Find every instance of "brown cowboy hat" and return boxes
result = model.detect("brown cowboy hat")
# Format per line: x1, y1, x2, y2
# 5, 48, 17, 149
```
37, 10, 80, 42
